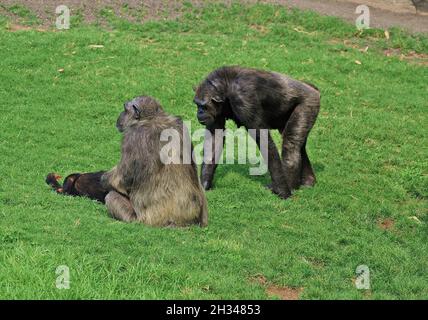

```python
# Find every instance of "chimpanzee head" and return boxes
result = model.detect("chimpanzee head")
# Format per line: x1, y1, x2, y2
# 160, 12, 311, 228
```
116, 96, 163, 132
193, 79, 225, 127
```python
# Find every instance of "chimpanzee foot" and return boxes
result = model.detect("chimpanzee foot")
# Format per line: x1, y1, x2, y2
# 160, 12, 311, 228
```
271, 185, 292, 200
301, 175, 316, 187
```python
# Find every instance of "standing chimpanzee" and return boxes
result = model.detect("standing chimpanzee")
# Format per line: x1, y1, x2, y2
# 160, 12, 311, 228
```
193, 66, 320, 199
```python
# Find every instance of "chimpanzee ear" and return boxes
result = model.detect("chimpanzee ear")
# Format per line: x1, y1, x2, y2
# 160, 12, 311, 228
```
132, 105, 141, 119
212, 96, 224, 103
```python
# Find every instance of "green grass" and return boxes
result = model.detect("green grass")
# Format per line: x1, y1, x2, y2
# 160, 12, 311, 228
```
0, 3, 427, 299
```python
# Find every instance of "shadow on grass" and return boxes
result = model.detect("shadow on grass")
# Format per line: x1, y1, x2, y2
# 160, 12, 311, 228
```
211, 161, 325, 188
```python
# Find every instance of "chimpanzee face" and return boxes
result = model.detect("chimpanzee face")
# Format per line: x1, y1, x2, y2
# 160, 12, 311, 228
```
194, 98, 215, 127
193, 83, 224, 127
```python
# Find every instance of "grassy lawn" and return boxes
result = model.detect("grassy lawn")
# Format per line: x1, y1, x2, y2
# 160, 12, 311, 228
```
0, 3, 427, 299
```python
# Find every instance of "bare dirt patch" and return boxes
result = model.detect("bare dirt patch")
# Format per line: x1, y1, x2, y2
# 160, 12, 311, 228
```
384, 48, 428, 65
378, 218, 395, 230
266, 285, 303, 300
271, 0, 428, 33
384, 47, 428, 57
6, 23, 48, 32
0, 0, 186, 27
250, 274, 269, 286
7, 24, 32, 31
251, 274, 303, 300
328, 37, 428, 66
1, 0, 427, 33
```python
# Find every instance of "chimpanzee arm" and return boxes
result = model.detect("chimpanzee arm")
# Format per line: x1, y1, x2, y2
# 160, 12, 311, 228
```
101, 127, 150, 195
101, 142, 137, 195
248, 129, 291, 199
101, 166, 128, 195
201, 118, 226, 190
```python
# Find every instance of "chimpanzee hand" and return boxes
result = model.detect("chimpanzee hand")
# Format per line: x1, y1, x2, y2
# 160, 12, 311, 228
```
200, 163, 215, 190
268, 183, 292, 200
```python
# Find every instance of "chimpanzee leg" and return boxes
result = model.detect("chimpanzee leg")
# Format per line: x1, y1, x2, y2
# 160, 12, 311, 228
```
200, 118, 226, 190
249, 129, 291, 199
282, 103, 319, 190
301, 139, 316, 187
105, 191, 136, 222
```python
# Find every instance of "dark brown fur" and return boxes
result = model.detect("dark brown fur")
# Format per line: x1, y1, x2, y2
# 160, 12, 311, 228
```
194, 66, 320, 199
46, 171, 108, 203
101, 96, 208, 227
